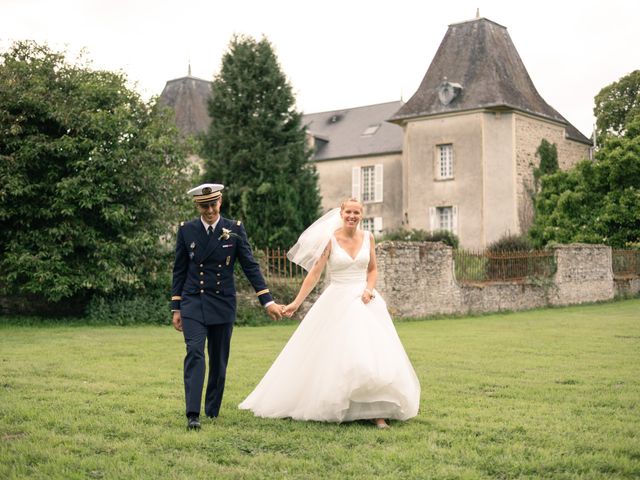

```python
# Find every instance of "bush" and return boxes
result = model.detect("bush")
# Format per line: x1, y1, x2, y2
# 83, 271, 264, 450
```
381, 229, 459, 249
0, 41, 193, 310
84, 270, 172, 325
85, 294, 168, 326
487, 234, 534, 252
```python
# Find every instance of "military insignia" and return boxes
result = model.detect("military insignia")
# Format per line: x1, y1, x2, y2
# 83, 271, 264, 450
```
190, 242, 196, 250
202, 186, 212, 194
226, 256, 231, 266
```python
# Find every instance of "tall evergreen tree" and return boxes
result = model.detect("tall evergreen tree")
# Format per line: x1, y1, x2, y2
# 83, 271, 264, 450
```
201, 35, 321, 249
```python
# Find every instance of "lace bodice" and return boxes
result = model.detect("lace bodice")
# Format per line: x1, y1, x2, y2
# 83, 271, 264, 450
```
327, 232, 370, 284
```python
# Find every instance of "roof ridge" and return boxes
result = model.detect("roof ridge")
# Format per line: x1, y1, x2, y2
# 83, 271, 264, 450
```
302, 100, 403, 116
165, 75, 212, 84
448, 17, 507, 29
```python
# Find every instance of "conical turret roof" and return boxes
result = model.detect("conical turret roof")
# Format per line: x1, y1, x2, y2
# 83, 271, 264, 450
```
390, 17, 589, 143
159, 75, 212, 137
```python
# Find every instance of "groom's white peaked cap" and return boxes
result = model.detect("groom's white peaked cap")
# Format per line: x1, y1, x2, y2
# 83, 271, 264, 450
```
188, 183, 224, 204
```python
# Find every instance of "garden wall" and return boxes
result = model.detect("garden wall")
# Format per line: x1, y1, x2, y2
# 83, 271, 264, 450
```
375, 242, 623, 318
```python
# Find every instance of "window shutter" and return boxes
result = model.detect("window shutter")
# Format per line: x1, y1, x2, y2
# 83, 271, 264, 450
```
374, 164, 383, 202
374, 217, 383, 235
351, 167, 361, 200
429, 207, 436, 232
452, 206, 458, 233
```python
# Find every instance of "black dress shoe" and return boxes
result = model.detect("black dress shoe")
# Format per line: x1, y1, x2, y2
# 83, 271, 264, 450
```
187, 415, 201, 430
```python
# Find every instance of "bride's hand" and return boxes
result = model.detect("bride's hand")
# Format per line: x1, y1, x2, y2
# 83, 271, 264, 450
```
361, 289, 375, 304
281, 302, 299, 318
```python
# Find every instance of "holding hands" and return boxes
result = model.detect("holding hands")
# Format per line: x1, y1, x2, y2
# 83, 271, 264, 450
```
266, 303, 284, 321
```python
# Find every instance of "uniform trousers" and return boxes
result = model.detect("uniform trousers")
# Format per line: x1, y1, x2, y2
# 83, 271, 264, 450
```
182, 317, 234, 418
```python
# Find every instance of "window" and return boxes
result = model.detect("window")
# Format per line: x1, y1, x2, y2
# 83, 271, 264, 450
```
437, 207, 453, 231
429, 206, 458, 233
437, 144, 453, 179
361, 124, 380, 136
361, 217, 383, 236
352, 165, 383, 203
362, 166, 375, 202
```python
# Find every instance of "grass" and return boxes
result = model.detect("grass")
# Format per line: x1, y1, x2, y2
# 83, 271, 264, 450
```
1, 299, 639, 479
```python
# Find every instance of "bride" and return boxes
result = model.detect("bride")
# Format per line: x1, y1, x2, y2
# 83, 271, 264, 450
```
239, 199, 420, 428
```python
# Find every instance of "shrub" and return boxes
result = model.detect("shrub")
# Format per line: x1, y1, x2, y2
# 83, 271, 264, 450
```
84, 270, 172, 325
487, 234, 534, 252
381, 229, 459, 249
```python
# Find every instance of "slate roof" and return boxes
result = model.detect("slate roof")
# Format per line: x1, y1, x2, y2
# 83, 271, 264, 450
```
390, 18, 590, 144
158, 75, 212, 137
303, 101, 404, 161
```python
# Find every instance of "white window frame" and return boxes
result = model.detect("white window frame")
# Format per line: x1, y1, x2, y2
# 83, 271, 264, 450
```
361, 165, 375, 202
362, 217, 383, 236
429, 206, 458, 233
436, 144, 454, 180
352, 164, 383, 203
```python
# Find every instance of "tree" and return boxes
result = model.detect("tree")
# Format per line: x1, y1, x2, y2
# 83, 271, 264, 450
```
529, 71, 640, 248
534, 138, 559, 182
529, 123, 640, 248
0, 41, 193, 308
594, 70, 640, 139
201, 35, 321, 249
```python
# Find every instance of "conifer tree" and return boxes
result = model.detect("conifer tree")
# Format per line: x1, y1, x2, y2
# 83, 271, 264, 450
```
201, 35, 321, 248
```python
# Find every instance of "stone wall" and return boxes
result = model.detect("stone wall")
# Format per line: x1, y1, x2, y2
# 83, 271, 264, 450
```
375, 241, 625, 318
514, 114, 591, 232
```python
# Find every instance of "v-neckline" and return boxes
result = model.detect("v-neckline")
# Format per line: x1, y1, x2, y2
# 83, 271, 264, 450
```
334, 232, 366, 261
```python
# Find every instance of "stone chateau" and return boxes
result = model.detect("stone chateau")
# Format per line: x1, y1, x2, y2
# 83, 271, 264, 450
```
159, 16, 592, 249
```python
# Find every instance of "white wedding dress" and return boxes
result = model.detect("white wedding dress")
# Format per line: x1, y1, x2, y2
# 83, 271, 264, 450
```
239, 233, 420, 422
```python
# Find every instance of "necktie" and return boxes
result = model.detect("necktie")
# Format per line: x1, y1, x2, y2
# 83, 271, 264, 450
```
207, 226, 213, 236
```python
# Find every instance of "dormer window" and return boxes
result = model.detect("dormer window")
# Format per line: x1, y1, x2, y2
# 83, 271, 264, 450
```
437, 77, 463, 106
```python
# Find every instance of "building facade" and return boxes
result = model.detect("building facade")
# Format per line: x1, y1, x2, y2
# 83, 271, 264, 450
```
160, 16, 592, 249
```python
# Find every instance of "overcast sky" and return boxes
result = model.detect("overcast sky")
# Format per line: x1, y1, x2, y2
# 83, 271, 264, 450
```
2, 0, 639, 137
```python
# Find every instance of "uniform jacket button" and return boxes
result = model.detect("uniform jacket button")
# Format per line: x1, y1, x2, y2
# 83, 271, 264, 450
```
200, 289, 204, 293
200, 272, 204, 276
216, 281, 221, 285
199, 264, 203, 267
200, 280, 204, 285
218, 264, 222, 268
215, 290, 220, 294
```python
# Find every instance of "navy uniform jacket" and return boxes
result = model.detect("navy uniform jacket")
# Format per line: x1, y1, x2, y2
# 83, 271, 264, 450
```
171, 216, 273, 325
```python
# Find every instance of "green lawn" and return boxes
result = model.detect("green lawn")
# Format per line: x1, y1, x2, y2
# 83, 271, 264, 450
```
1, 299, 639, 479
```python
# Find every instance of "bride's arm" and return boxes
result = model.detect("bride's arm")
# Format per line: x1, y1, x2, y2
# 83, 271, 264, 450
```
283, 241, 331, 317
362, 232, 377, 304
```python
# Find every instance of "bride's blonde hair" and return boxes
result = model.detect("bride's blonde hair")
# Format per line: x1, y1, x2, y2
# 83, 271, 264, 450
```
340, 198, 363, 211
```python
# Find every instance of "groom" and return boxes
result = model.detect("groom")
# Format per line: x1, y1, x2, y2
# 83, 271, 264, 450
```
171, 183, 282, 430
